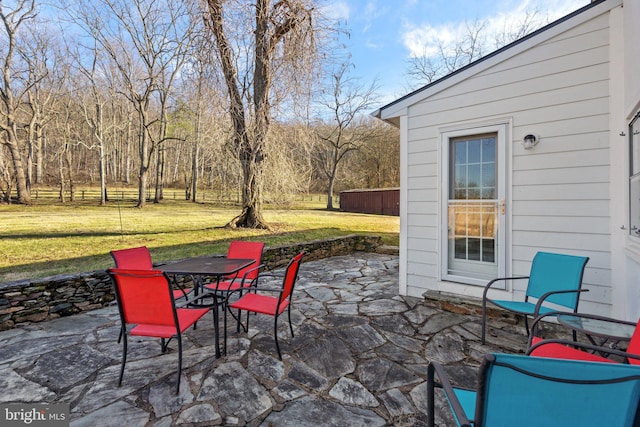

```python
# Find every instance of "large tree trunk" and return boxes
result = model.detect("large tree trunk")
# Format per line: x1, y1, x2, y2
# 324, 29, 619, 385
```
5, 129, 31, 204
153, 147, 164, 203
35, 125, 43, 185
96, 104, 107, 206
1, 1, 35, 205
0, 147, 12, 203
58, 154, 65, 203
326, 147, 339, 210
65, 142, 75, 202
191, 110, 200, 202
206, 0, 269, 229
231, 148, 267, 228
206, 0, 311, 228
26, 119, 34, 191
137, 109, 149, 208
326, 177, 335, 210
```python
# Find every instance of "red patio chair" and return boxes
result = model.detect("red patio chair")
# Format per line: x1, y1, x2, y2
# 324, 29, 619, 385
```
204, 241, 265, 331
108, 268, 214, 394
204, 241, 265, 294
526, 312, 640, 365
224, 251, 305, 360
110, 246, 154, 270
111, 246, 191, 300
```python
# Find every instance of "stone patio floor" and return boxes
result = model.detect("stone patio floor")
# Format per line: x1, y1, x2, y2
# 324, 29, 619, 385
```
0, 252, 534, 426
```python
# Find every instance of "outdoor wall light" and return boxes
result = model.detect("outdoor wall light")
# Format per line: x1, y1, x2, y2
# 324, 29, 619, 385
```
522, 133, 539, 150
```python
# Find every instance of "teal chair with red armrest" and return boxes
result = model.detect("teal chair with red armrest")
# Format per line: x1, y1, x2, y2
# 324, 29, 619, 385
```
108, 268, 214, 394
427, 353, 640, 427
481, 251, 589, 344
526, 312, 640, 365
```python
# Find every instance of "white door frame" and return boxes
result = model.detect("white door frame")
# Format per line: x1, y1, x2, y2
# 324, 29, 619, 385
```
440, 121, 509, 287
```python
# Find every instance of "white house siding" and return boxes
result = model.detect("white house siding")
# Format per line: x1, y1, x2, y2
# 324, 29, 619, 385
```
401, 11, 614, 315
618, 0, 640, 322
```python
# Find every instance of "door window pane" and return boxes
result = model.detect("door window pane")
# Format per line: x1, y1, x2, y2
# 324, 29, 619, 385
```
448, 202, 497, 264
482, 138, 495, 162
448, 134, 497, 272
450, 135, 496, 201
468, 139, 481, 163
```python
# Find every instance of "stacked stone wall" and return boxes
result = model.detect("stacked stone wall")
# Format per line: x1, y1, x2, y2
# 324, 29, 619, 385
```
0, 235, 382, 330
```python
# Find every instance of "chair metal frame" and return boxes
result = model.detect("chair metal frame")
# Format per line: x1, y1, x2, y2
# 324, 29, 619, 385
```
108, 268, 214, 394
481, 251, 589, 344
224, 251, 305, 360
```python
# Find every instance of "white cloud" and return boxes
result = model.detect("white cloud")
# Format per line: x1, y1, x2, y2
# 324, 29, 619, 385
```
322, 1, 351, 21
403, 23, 461, 58
402, 0, 589, 59
365, 40, 381, 49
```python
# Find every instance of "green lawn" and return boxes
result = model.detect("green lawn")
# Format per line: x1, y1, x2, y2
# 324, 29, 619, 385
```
0, 198, 399, 282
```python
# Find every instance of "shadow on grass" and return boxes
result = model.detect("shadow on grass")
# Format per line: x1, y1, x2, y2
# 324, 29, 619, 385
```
0, 228, 223, 240
0, 229, 398, 283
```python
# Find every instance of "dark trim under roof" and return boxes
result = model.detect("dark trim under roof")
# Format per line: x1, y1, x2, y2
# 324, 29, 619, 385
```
378, 0, 608, 114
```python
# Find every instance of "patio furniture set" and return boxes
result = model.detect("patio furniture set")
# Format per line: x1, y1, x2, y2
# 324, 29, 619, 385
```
431, 251, 640, 426
106, 246, 640, 425
109, 242, 304, 394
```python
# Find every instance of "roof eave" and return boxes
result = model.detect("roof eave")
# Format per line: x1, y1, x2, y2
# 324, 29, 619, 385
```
375, 0, 617, 122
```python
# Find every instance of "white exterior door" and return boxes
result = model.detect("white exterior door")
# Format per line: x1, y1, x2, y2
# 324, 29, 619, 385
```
441, 124, 508, 286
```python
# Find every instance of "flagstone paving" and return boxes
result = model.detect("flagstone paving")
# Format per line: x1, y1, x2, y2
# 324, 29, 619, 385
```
0, 252, 534, 426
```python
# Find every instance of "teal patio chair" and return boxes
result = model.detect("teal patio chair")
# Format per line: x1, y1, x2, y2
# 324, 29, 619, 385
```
481, 251, 589, 344
427, 353, 640, 427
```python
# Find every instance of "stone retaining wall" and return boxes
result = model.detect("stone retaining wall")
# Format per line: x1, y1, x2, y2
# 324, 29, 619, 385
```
0, 235, 383, 330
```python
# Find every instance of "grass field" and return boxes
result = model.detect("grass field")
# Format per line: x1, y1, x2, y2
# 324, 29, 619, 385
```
0, 196, 399, 282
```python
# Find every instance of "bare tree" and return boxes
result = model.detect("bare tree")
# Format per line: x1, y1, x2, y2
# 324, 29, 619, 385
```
67, 0, 198, 207
203, 0, 320, 228
177, 34, 227, 203
406, 19, 486, 87
493, 8, 543, 48
0, 145, 10, 202
349, 120, 399, 189
69, 35, 113, 205
314, 62, 379, 209
261, 121, 315, 204
153, 3, 198, 204
0, 0, 36, 204
54, 95, 77, 202
406, 9, 545, 88
22, 23, 69, 188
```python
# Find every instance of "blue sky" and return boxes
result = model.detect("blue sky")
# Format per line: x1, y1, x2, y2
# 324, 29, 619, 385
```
324, 0, 590, 104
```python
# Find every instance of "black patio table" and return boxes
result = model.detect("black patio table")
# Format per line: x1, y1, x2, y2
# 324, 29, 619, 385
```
160, 257, 255, 357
